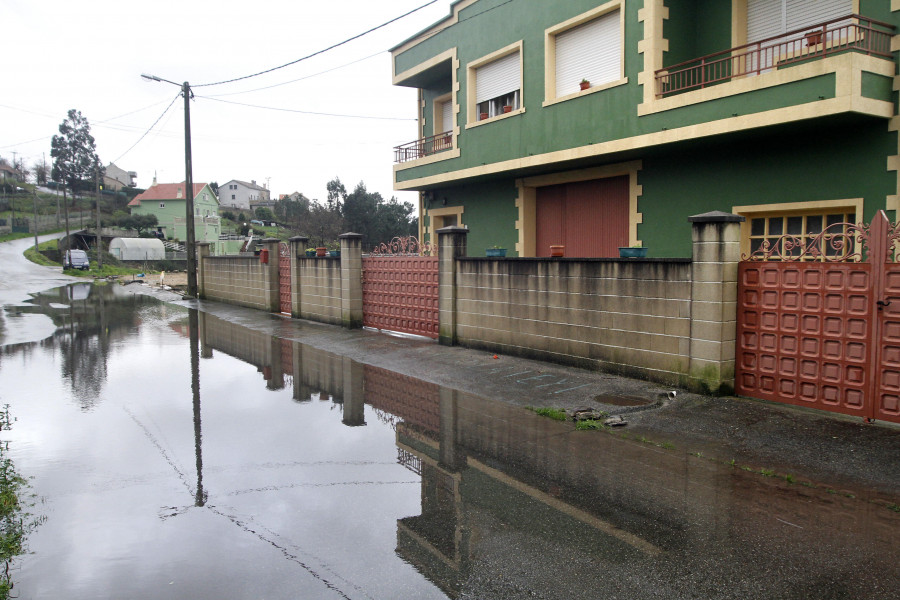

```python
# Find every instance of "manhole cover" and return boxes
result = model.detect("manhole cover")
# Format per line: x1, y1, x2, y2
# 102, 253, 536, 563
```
593, 393, 652, 407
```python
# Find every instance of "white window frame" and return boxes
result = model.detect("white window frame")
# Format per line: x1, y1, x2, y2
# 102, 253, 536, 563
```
159, 202, 165, 208
465, 41, 525, 129
543, 1, 627, 107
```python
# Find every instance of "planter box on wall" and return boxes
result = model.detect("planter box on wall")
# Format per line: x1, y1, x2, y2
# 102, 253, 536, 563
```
619, 247, 648, 258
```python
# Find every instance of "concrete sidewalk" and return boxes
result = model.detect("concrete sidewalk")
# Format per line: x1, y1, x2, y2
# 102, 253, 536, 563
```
137, 284, 900, 501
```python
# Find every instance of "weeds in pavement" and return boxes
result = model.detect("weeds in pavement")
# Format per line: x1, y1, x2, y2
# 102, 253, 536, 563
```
527, 407, 567, 421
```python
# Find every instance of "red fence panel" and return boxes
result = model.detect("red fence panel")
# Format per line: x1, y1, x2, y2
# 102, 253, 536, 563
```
362, 256, 439, 339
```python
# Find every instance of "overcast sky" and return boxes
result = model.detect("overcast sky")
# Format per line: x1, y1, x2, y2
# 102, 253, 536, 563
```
2, 0, 453, 210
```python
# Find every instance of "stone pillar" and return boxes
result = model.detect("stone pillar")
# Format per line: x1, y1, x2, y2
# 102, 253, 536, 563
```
437, 226, 468, 346
262, 238, 281, 313
196, 242, 211, 299
339, 233, 363, 329
341, 356, 366, 427
289, 236, 308, 318
438, 388, 466, 471
688, 211, 744, 395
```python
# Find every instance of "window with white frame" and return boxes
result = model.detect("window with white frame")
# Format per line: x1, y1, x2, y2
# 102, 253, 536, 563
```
554, 8, 621, 98
159, 202, 165, 208
473, 50, 521, 121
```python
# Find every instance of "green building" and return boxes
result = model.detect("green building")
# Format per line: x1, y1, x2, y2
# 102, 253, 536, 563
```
129, 181, 225, 253
390, 0, 898, 258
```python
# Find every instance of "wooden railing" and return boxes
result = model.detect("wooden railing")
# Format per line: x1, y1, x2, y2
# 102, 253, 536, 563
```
394, 131, 453, 164
656, 15, 894, 97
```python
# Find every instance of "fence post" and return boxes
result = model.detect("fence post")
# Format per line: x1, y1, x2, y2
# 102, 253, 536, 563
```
340, 233, 363, 329
687, 211, 744, 394
263, 238, 281, 312
196, 242, 210, 299
437, 226, 468, 346
289, 236, 308, 318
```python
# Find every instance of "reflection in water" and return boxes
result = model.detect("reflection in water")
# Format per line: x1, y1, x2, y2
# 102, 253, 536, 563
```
0, 290, 897, 599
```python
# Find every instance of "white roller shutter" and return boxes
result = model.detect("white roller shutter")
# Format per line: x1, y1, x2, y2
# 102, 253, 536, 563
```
555, 9, 621, 98
748, 0, 851, 42
475, 51, 520, 104
441, 100, 452, 133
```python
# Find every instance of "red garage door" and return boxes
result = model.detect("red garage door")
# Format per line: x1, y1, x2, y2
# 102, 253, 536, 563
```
535, 176, 629, 257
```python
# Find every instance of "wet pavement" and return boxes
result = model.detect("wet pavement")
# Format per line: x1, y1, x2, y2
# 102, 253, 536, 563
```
1, 238, 899, 599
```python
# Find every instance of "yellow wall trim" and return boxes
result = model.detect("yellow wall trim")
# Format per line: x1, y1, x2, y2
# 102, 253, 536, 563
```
466, 40, 524, 126
638, 0, 668, 106
425, 205, 465, 243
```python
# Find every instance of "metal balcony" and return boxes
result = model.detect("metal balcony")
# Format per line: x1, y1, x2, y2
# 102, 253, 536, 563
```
394, 131, 453, 164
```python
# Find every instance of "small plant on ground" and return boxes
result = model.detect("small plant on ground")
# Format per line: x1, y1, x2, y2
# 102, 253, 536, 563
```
526, 407, 567, 421
576, 419, 605, 431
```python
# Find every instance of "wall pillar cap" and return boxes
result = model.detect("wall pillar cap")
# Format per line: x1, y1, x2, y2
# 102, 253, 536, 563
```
262, 237, 281, 243
339, 232, 363, 240
436, 226, 469, 234
289, 236, 309, 243
688, 211, 745, 223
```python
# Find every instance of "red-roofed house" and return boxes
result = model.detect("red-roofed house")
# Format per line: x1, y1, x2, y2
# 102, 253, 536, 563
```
129, 181, 221, 250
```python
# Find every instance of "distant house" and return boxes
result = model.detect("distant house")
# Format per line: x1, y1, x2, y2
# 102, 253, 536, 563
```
0, 162, 21, 182
220, 179, 270, 211
103, 163, 137, 190
128, 181, 223, 252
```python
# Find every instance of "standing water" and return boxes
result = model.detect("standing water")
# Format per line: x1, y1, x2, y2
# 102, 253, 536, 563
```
0, 283, 898, 599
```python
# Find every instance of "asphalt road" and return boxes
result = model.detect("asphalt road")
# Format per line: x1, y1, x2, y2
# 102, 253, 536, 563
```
0, 234, 75, 305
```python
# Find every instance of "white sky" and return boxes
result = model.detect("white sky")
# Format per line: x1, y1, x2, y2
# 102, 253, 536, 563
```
2, 0, 453, 210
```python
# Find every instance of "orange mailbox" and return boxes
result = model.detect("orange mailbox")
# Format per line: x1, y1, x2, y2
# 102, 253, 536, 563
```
259, 248, 269, 264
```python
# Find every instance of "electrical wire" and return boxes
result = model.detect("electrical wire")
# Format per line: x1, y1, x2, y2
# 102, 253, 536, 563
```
113, 92, 182, 163
193, 0, 439, 88
195, 95, 416, 121
205, 50, 385, 98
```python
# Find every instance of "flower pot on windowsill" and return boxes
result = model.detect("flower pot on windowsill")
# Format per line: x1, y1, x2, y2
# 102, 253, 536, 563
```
486, 248, 507, 257
550, 245, 565, 257
619, 247, 648, 258
580, 80, 591, 91
316, 247, 327, 257
480, 112, 489, 121
502, 105, 513, 114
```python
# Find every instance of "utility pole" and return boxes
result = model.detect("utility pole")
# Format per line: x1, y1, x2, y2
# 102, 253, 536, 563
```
141, 73, 197, 298
32, 188, 39, 251
183, 81, 197, 298
95, 168, 103, 269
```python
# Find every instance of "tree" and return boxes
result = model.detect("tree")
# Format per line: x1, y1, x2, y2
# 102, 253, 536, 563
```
12, 156, 29, 182
51, 109, 102, 247
254, 207, 275, 222
209, 181, 219, 197
33, 158, 49, 185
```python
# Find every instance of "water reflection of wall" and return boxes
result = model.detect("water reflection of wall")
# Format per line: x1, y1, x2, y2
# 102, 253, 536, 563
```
195, 312, 900, 598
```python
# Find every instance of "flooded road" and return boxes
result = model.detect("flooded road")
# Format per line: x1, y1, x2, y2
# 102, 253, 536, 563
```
1, 282, 899, 599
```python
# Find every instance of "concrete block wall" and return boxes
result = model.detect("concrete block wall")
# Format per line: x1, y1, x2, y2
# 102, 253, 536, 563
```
297, 259, 343, 325
454, 258, 693, 384
198, 239, 280, 312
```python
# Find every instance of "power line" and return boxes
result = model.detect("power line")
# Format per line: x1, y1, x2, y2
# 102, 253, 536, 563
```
113, 92, 182, 163
193, 0, 439, 88
206, 50, 385, 98
196, 95, 416, 121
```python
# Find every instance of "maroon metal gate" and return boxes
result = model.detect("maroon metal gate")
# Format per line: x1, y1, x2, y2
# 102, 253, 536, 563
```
362, 237, 438, 339
737, 211, 900, 424
279, 242, 291, 315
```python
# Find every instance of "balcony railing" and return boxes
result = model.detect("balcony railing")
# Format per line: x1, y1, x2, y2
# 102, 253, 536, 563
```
394, 131, 453, 164
656, 15, 895, 98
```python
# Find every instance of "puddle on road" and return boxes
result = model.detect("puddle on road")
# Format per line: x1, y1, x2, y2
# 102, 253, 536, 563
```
593, 393, 653, 407
0, 283, 898, 599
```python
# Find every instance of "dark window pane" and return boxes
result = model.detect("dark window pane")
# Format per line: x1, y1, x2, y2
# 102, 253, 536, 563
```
769, 218, 783, 236
751, 218, 765, 236
787, 216, 802, 235
807, 215, 823, 234
826, 213, 843, 227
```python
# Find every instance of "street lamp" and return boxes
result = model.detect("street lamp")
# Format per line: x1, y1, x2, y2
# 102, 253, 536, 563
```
141, 74, 198, 298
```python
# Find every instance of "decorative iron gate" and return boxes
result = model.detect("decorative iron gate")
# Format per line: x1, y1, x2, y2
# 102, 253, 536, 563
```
279, 242, 291, 315
362, 237, 438, 339
736, 211, 900, 423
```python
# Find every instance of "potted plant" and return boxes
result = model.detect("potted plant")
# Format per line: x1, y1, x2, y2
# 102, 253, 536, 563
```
480, 112, 490, 121
486, 246, 507, 257
316, 246, 327, 257
327, 242, 341, 258
619, 243, 648, 258
805, 30, 823, 47
305, 247, 316, 257
580, 78, 591, 91
550, 244, 565, 257
502, 105, 513, 113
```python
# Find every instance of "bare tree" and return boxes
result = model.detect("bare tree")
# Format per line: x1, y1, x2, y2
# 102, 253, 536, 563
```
33, 157, 49, 185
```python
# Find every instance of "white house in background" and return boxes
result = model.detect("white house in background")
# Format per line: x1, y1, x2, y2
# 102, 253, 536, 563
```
220, 179, 270, 211
104, 162, 137, 189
